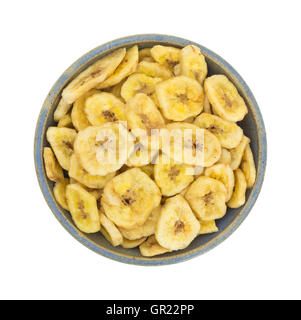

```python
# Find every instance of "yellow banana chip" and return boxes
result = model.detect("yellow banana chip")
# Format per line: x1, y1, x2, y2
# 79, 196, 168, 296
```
62, 48, 126, 104
156, 76, 204, 121
227, 169, 247, 208
43, 147, 64, 182
205, 75, 248, 122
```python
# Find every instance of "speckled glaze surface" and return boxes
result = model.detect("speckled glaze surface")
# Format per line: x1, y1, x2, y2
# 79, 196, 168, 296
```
34, 34, 267, 266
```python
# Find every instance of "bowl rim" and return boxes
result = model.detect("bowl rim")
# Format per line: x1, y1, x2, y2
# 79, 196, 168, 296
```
34, 34, 267, 266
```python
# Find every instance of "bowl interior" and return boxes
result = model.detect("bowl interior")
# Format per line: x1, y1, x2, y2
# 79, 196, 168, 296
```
35, 35, 265, 265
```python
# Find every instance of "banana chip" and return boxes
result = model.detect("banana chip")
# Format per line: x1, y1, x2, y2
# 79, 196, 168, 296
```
99, 212, 123, 246
97, 45, 138, 89
204, 164, 235, 201
46, 127, 77, 171
101, 168, 161, 229
227, 169, 247, 208
156, 195, 200, 250
163, 123, 221, 167
126, 93, 165, 135
241, 144, 256, 188
185, 176, 227, 221
156, 76, 204, 121
154, 154, 194, 196
137, 61, 173, 79
85, 92, 126, 126
119, 206, 161, 240
74, 123, 133, 176
139, 48, 152, 61
122, 237, 147, 249
69, 154, 115, 189
66, 183, 100, 233
71, 89, 98, 131
194, 113, 243, 149
139, 235, 170, 257
205, 75, 248, 122
53, 178, 69, 210
180, 45, 208, 84
121, 73, 162, 102
198, 220, 218, 235
62, 48, 126, 104
230, 136, 250, 170
54, 97, 72, 122
151, 45, 180, 69
57, 113, 73, 128
43, 147, 64, 182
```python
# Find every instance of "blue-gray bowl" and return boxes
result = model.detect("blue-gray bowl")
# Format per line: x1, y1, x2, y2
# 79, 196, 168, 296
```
34, 34, 267, 266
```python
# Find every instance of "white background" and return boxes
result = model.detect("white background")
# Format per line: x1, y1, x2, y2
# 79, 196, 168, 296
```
0, 0, 300, 300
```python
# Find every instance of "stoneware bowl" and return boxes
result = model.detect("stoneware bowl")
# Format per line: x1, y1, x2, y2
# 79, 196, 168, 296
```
34, 34, 267, 266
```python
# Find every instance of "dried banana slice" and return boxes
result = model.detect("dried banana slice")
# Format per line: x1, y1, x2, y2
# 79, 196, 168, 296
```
121, 73, 162, 102
85, 92, 126, 126
163, 123, 221, 167
154, 154, 194, 196
66, 183, 100, 233
46, 127, 77, 170
155, 194, 200, 250
121, 237, 146, 248
217, 148, 231, 165
203, 94, 212, 114
230, 136, 250, 170
62, 48, 126, 104
204, 75, 248, 122
119, 206, 161, 240
173, 63, 181, 76
126, 93, 165, 135
139, 48, 152, 61
156, 76, 204, 121
150, 45, 180, 69
69, 154, 115, 189
185, 176, 227, 221
57, 113, 73, 128
180, 45, 207, 84
74, 123, 133, 176
137, 61, 173, 79
43, 147, 64, 182
241, 144, 256, 188
194, 113, 243, 149
227, 169, 247, 208
71, 89, 98, 131
198, 220, 218, 235
53, 97, 72, 122
204, 164, 235, 201
101, 168, 161, 229
97, 46, 138, 89
53, 178, 69, 210
99, 212, 123, 246
139, 235, 170, 257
